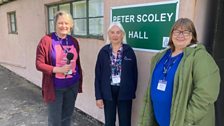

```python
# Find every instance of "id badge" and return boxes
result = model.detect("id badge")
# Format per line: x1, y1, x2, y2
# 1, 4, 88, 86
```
67, 69, 72, 74
112, 75, 121, 84
157, 80, 167, 91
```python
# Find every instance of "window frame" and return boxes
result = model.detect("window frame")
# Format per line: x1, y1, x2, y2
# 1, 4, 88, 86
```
47, 0, 104, 40
7, 11, 17, 34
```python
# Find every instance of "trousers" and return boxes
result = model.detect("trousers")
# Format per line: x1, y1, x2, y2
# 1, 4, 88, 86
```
104, 85, 132, 126
47, 82, 79, 126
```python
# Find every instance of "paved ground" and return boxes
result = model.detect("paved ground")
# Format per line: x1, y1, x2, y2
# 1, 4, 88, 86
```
0, 65, 103, 126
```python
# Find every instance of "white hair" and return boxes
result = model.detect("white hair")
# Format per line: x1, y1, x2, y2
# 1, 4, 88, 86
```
106, 22, 127, 44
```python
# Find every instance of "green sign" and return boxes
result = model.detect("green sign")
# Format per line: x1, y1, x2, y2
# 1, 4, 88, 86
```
111, 1, 179, 51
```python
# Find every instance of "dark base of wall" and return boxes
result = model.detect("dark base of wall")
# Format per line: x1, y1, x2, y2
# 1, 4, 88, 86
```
74, 107, 104, 126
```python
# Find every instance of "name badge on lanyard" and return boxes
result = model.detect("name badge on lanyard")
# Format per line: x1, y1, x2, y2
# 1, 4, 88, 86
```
157, 80, 167, 91
112, 75, 121, 84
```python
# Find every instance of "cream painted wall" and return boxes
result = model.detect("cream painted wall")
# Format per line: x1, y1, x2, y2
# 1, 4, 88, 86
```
0, 0, 209, 125
75, 38, 105, 122
178, 0, 209, 43
0, 0, 46, 84
194, 0, 209, 43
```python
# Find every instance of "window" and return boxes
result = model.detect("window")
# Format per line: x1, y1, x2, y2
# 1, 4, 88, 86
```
73, 1, 87, 36
7, 11, 17, 34
48, 0, 104, 39
88, 0, 104, 36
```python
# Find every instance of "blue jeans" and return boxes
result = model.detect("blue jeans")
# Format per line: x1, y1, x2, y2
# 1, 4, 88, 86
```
47, 82, 79, 126
104, 86, 132, 126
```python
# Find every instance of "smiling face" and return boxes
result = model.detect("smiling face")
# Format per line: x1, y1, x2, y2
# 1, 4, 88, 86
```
171, 27, 192, 51
108, 25, 124, 45
55, 15, 72, 38
168, 18, 198, 52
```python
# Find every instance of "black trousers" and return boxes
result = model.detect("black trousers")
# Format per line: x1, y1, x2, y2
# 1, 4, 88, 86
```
104, 86, 132, 126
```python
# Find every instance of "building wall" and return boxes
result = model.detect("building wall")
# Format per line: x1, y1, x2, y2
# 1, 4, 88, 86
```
0, 0, 209, 125
0, 0, 46, 84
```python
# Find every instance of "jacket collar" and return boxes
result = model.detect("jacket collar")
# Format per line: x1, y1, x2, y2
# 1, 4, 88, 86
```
102, 44, 130, 52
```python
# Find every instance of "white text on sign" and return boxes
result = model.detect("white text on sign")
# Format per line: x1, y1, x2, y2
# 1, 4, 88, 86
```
128, 31, 149, 39
113, 13, 174, 23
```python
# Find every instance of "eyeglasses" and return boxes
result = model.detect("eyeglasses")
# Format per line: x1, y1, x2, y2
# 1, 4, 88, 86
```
173, 30, 191, 37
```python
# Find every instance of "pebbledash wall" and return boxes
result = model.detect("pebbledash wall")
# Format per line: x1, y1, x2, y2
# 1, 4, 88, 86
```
0, 0, 210, 125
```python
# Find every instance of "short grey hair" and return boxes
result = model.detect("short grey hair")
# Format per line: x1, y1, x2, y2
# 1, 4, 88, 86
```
106, 22, 127, 44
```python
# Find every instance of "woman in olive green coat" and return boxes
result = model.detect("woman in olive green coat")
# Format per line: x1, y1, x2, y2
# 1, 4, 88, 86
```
139, 18, 220, 126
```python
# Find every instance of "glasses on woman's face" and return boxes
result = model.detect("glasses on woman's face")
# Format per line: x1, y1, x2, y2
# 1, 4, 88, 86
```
172, 30, 192, 37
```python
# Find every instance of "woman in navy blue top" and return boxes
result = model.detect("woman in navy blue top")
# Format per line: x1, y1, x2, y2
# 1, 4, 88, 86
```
95, 22, 138, 126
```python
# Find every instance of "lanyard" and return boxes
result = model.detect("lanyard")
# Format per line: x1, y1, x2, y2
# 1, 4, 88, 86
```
110, 45, 123, 76
55, 33, 69, 53
162, 53, 178, 79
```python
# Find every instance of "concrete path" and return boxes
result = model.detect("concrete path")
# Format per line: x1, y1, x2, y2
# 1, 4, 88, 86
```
0, 65, 103, 126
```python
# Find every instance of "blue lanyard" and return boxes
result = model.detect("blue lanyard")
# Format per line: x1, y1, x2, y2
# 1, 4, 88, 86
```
162, 53, 178, 79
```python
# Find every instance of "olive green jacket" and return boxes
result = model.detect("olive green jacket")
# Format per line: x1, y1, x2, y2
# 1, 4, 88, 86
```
139, 44, 220, 126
